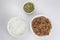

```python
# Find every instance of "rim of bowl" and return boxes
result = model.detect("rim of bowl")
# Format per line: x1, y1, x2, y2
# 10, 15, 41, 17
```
30, 15, 52, 38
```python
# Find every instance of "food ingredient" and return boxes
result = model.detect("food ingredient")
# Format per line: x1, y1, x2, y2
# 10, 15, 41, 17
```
32, 16, 52, 36
23, 2, 34, 13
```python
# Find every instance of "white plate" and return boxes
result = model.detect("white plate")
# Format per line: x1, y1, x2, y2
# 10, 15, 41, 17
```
0, 0, 60, 40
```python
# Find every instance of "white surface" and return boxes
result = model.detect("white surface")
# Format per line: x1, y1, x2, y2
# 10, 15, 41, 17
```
0, 0, 60, 40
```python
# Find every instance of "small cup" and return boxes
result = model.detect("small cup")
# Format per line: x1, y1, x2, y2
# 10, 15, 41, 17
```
23, 2, 35, 14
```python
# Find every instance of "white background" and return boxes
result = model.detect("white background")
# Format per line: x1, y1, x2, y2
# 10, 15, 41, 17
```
0, 0, 60, 40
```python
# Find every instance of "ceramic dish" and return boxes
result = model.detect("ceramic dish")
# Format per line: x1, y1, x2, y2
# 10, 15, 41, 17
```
7, 17, 27, 37
30, 15, 53, 38
22, 2, 36, 15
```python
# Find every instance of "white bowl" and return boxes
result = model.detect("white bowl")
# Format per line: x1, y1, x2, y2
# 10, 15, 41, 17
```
30, 15, 52, 38
22, 1, 36, 15
7, 17, 27, 37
